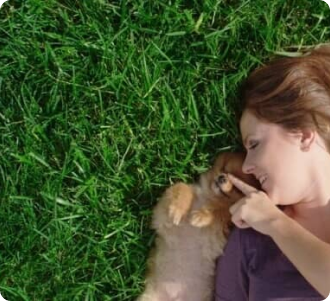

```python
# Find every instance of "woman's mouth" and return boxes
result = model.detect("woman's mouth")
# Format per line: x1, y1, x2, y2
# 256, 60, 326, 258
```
257, 175, 268, 191
259, 175, 267, 186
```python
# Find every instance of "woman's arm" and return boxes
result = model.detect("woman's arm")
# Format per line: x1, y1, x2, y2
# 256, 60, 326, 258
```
270, 215, 330, 298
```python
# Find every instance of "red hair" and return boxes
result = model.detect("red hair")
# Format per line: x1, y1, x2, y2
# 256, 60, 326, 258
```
236, 44, 330, 152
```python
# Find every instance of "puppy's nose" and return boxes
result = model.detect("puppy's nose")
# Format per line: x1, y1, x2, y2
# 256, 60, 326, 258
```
216, 173, 234, 193
217, 174, 227, 184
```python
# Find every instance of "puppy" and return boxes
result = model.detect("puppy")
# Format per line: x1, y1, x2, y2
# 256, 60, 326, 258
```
137, 152, 260, 301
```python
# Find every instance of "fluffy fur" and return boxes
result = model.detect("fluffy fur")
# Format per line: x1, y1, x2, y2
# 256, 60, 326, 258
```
137, 152, 260, 301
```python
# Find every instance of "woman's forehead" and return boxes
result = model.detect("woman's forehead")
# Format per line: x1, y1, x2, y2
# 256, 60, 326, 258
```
239, 111, 264, 134
239, 110, 276, 139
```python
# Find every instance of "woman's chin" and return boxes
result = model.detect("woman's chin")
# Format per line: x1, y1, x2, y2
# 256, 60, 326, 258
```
262, 188, 278, 204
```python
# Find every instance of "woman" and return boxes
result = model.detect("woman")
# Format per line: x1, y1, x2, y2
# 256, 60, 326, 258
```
215, 44, 330, 300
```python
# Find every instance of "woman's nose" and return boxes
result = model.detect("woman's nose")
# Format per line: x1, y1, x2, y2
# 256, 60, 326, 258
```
242, 157, 255, 174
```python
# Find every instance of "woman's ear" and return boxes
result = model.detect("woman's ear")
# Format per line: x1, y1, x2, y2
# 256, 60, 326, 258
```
300, 128, 316, 151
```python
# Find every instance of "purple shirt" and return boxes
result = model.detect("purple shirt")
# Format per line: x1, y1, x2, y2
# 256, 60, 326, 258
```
215, 227, 324, 301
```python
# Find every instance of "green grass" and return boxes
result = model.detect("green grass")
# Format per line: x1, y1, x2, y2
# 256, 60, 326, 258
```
0, 0, 329, 300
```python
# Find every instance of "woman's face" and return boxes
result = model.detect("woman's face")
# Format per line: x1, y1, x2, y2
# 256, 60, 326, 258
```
239, 110, 311, 205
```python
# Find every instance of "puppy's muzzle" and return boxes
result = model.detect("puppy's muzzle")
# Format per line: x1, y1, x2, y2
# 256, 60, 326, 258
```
217, 174, 227, 185
217, 173, 237, 195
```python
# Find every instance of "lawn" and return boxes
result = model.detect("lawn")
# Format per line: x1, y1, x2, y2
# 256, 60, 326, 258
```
0, 0, 329, 300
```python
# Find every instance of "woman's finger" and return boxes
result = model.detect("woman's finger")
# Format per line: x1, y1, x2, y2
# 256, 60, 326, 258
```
229, 198, 245, 215
227, 173, 259, 195
231, 210, 250, 229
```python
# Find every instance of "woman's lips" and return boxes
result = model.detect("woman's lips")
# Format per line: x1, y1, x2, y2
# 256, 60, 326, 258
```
262, 178, 269, 190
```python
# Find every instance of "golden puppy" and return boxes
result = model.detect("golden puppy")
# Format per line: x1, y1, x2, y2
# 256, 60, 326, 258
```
137, 152, 260, 301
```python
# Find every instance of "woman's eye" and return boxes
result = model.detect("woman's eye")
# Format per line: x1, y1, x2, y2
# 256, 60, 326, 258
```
249, 143, 258, 150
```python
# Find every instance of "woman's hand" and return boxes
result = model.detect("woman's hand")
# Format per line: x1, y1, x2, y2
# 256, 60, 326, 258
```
227, 173, 286, 236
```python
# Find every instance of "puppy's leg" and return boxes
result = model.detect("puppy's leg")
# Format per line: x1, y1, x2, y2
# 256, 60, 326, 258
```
190, 206, 214, 228
190, 201, 231, 229
168, 183, 194, 225
152, 182, 194, 231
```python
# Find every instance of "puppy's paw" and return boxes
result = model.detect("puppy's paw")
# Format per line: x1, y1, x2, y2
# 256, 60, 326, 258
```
190, 208, 214, 228
167, 183, 194, 225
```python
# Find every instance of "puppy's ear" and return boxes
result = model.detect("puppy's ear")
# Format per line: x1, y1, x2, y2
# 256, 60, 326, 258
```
212, 152, 231, 172
213, 151, 247, 174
